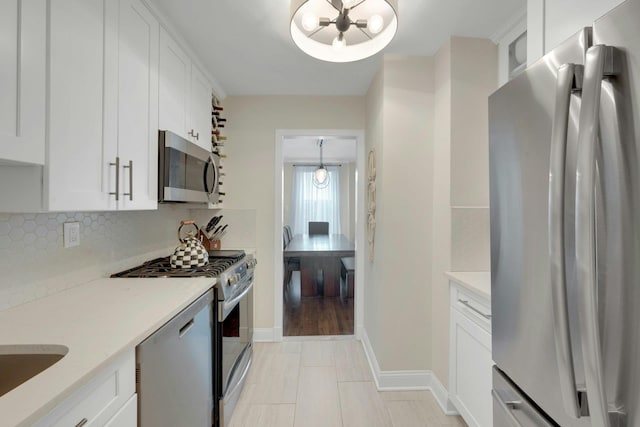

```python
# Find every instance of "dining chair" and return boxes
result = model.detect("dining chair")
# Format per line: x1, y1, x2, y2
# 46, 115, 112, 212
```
284, 225, 293, 244
283, 225, 300, 294
308, 221, 329, 235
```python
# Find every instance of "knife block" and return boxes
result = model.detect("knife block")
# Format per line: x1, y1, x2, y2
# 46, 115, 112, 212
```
199, 230, 221, 250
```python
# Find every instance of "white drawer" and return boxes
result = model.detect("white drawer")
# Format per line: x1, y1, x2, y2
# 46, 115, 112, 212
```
34, 350, 135, 427
450, 282, 492, 332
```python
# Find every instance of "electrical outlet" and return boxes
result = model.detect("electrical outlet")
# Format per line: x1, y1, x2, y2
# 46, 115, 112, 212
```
63, 222, 80, 248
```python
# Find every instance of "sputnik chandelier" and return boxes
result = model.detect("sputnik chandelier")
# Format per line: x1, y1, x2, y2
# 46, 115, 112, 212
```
290, 0, 398, 62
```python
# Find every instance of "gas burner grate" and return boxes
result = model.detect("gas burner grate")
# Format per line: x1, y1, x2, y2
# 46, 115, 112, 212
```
111, 251, 245, 278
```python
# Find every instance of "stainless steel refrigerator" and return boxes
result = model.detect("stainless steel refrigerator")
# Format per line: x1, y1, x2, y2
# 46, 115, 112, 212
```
489, 0, 640, 425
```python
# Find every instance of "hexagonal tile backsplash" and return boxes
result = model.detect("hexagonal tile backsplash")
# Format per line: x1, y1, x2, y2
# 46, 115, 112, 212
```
0, 206, 191, 311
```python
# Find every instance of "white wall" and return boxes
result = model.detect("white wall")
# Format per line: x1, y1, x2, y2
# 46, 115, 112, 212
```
450, 38, 496, 207
431, 37, 497, 387
348, 162, 356, 242
365, 55, 434, 371
432, 39, 452, 388
528, 0, 625, 63
364, 67, 384, 363
220, 96, 365, 331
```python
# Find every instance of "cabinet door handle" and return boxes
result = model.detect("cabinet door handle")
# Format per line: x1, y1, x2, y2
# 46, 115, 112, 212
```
189, 129, 199, 140
179, 319, 195, 337
109, 157, 120, 201
75, 418, 88, 427
123, 160, 133, 201
458, 299, 491, 319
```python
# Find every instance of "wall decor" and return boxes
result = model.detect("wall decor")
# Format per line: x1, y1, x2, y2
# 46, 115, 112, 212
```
367, 148, 376, 261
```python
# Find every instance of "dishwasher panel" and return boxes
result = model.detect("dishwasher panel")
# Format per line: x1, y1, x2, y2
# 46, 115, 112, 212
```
137, 290, 213, 427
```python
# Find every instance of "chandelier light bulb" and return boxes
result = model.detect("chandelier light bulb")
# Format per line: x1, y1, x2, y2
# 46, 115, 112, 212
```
315, 167, 328, 184
332, 34, 346, 51
368, 14, 384, 34
301, 12, 318, 31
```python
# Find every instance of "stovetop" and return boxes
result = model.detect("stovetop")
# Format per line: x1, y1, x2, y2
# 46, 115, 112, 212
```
111, 250, 246, 278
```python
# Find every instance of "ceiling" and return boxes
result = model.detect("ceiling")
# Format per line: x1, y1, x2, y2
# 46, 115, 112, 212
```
149, 0, 526, 96
283, 137, 357, 163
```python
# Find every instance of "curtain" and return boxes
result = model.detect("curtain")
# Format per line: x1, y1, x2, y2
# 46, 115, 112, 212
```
289, 166, 341, 236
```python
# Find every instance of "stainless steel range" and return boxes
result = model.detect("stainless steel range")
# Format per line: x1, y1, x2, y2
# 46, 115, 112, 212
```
112, 250, 256, 427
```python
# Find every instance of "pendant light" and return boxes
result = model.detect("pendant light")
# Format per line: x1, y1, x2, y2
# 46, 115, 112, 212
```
290, 0, 398, 63
313, 139, 330, 188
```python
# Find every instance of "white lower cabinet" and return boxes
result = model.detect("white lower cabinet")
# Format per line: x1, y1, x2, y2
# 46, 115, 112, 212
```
34, 350, 136, 427
448, 281, 492, 427
105, 394, 137, 427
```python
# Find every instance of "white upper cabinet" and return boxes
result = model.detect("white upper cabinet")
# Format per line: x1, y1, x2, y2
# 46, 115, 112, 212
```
0, 0, 214, 212
111, 0, 159, 210
159, 28, 212, 152
190, 64, 213, 150
0, 0, 46, 165
159, 28, 190, 140
48, 0, 158, 211
48, 0, 111, 211
527, 0, 626, 63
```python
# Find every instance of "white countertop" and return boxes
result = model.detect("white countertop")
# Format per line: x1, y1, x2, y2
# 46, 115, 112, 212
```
445, 271, 491, 299
0, 277, 215, 427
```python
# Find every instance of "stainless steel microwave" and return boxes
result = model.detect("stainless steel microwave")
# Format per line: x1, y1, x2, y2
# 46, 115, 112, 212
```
158, 130, 219, 204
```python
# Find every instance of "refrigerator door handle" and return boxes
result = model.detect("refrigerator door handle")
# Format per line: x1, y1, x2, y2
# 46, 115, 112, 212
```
575, 44, 620, 427
548, 62, 583, 419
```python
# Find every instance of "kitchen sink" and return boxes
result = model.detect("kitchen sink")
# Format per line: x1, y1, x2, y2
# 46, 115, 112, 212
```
0, 345, 68, 397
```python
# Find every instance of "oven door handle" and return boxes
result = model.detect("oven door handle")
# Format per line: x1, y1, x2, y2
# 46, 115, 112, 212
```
219, 279, 254, 322
224, 344, 253, 400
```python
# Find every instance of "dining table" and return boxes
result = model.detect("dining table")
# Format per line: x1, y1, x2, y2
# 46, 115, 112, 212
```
284, 233, 355, 297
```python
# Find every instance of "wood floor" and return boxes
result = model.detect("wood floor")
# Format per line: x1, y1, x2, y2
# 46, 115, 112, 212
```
229, 340, 468, 427
284, 272, 354, 336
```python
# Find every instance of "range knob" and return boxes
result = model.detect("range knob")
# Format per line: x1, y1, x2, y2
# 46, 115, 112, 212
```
246, 259, 257, 269
228, 273, 241, 286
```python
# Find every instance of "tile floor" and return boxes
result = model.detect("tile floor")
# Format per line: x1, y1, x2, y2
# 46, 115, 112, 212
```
229, 339, 467, 427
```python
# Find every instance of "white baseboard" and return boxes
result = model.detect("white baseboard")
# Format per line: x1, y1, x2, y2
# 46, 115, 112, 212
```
360, 329, 458, 416
429, 371, 459, 415
253, 328, 276, 342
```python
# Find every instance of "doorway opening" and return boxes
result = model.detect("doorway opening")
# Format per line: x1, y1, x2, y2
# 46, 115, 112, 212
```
274, 129, 365, 340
